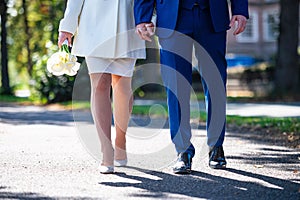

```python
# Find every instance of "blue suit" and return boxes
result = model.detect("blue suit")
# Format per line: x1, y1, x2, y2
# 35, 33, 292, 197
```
134, 0, 249, 157
135, 0, 249, 36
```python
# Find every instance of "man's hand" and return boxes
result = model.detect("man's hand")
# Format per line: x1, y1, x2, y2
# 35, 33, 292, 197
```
58, 31, 73, 48
229, 15, 247, 35
136, 23, 155, 42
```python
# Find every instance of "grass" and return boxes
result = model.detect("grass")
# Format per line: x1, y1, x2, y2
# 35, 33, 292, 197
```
60, 101, 91, 110
132, 104, 167, 116
227, 115, 300, 134
0, 95, 33, 104
226, 115, 300, 148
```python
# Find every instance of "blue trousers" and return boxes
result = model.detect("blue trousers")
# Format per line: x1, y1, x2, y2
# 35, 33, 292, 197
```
159, 6, 227, 157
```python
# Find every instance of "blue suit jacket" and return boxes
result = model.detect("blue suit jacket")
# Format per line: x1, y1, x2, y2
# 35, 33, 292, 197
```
134, 0, 249, 38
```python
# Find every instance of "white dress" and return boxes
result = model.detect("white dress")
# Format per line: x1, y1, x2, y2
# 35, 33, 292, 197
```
84, 0, 137, 76
85, 57, 136, 76
59, 0, 145, 76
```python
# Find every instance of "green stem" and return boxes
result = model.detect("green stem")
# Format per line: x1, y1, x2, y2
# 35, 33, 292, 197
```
61, 44, 70, 53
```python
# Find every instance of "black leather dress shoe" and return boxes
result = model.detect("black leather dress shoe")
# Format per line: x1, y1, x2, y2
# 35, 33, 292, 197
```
209, 146, 227, 169
173, 152, 192, 174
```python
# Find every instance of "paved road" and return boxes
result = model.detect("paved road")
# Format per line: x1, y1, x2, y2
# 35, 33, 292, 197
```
0, 103, 299, 199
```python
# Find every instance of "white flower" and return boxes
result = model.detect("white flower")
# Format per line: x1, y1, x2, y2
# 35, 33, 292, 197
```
65, 61, 81, 76
46, 44, 80, 76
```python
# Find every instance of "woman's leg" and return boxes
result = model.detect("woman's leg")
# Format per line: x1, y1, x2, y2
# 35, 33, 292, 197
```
111, 74, 133, 160
90, 73, 114, 166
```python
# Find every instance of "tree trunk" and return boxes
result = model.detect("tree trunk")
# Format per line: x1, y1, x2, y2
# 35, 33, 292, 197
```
0, 0, 11, 95
22, 0, 33, 76
275, 0, 300, 94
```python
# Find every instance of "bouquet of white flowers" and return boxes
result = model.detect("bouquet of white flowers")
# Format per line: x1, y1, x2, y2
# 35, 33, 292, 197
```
47, 40, 80, 76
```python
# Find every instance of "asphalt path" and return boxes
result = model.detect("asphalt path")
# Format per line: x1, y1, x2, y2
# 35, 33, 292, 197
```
0, 103, 299, 199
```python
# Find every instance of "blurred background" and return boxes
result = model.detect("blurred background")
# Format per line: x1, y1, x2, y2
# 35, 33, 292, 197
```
0, 0, 299, 103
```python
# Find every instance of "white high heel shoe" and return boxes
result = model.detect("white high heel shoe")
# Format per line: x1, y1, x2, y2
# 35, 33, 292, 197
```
99, 165, 114, 174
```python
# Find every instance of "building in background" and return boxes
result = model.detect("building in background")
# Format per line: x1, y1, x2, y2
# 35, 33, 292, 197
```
227, 0, 280, 61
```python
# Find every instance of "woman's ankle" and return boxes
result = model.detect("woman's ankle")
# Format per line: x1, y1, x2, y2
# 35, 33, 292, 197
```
114, 146, 127, 160
101, 161, 114, 167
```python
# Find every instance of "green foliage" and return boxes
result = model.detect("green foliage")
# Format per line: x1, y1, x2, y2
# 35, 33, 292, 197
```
6, 0, 72, 103
30, 41, 76, 103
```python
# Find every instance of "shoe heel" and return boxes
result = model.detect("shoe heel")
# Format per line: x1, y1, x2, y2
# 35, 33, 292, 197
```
114, 159, 127, 167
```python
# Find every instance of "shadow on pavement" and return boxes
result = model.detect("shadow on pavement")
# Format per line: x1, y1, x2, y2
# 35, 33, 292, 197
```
0, 186, 53, 200
100, 166, 300, 199
227, 131, 300, 148
0, 103, 207, 130
0, 104, 93, 126
0, 110, 74, 126
0, 186, 100, 200
227, 148, 300, 175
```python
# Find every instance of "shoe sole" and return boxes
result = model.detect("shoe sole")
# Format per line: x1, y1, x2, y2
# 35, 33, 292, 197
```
99, 166, 114, 174
173, 169, 192, 174
100, 171, 114, 174
209, 164, 226, 169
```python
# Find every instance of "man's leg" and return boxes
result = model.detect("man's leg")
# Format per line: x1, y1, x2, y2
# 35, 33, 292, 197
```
159, 40, 195, 157
193, 6, 227, 168
193, 6, 227, 148
158, 7, 198, 173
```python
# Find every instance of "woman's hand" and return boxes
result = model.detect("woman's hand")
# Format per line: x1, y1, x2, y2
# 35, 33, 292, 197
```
58, 31, 73, 48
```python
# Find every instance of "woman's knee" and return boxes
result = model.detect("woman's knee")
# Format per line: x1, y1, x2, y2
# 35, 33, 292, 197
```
90, 73, 112, 92
112, 76, 132, 95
